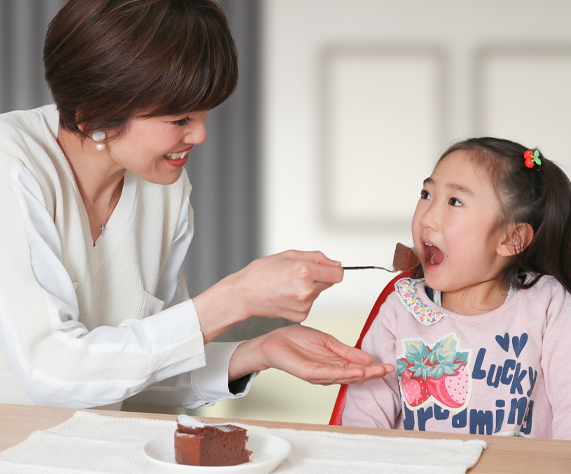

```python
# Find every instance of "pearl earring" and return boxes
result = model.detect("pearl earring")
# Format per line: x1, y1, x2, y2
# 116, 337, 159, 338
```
93, 131, 106, 151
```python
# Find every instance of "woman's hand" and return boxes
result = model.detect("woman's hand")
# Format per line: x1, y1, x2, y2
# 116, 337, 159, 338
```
232, 250, 344, 322
193, 250, 344, 343
228, 325, 394, 385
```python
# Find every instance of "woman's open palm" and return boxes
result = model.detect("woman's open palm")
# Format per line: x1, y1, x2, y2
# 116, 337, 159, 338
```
259, 325, 394, 385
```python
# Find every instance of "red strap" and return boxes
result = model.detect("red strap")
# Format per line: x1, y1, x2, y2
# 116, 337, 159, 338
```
329, 271, 410, 425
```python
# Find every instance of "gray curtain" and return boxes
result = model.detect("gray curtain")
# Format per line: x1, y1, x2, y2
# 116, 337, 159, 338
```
0, 0, 290, 342
0, 0, 65, 111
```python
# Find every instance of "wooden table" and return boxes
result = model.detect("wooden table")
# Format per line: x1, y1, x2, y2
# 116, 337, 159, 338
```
1, 404, 570, 473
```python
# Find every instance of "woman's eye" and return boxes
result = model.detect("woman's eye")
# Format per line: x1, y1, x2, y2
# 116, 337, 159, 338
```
449, 197, 463, 207
420, 190, 431, 200
171, 117, 190, 126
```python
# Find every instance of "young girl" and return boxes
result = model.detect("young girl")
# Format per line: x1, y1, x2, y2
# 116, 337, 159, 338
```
342, 137, 571, 439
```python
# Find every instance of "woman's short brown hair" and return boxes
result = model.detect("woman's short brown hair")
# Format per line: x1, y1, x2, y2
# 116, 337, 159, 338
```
44, 0, 238, 139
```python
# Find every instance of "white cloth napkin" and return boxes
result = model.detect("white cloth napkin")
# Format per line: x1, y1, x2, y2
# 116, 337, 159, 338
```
0, 411, 486, 474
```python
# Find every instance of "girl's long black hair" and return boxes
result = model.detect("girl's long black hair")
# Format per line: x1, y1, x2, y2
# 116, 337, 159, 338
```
412, 137, 571, 294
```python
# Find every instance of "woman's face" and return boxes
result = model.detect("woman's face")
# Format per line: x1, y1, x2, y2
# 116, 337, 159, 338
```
104, 110, 209, 184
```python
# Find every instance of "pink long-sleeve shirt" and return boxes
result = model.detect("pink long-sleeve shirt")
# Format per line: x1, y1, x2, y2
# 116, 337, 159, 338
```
342, 275, 571, 439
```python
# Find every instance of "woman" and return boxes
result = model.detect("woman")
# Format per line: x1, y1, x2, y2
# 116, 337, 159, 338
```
0, 0, 392, 410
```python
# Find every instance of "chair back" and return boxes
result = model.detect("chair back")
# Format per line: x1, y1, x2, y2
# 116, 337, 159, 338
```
329, 271, 411, 425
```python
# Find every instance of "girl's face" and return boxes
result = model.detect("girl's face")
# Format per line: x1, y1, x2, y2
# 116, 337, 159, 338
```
412, 150, 508, 293
101, 110, 209, 184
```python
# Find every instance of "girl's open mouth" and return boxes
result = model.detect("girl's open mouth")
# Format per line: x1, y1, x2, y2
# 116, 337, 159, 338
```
424, 242, 444, 266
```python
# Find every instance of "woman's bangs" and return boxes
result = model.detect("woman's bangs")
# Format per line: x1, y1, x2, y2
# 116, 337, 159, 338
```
144, 12, 238, 117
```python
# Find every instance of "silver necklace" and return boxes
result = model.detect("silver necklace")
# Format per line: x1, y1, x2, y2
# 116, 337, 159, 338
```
60, 131, 120, 234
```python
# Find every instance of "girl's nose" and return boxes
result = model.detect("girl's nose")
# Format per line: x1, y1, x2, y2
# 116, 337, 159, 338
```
419, 203, 439, 231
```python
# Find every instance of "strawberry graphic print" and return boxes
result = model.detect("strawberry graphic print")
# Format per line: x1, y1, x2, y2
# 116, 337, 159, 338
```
397, 333, 472, 412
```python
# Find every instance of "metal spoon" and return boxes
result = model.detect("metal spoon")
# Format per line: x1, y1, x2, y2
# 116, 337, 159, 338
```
342, 266, 399, 273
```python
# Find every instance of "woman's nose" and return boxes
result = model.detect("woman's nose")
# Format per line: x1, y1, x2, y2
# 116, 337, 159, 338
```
184, 111, 208, 144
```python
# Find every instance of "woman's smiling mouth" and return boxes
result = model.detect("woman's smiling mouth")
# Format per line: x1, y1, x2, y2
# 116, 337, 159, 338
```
165, 151, 189, 160
164, 146, 193, 167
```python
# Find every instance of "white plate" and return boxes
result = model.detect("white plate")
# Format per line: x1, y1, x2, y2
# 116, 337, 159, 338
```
143, 432, 291, 473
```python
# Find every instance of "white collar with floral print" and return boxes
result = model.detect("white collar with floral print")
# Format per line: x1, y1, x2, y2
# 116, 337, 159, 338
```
395, 278, 448, 326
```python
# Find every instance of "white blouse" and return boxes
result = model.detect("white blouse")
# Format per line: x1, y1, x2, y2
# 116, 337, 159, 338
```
0, 105, 253, 409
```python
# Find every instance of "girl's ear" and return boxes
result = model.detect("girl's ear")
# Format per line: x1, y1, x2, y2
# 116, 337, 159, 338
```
497, 223, 534, 257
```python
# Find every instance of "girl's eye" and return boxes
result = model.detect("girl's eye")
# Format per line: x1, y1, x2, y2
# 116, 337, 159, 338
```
171, 117, 190, 126
449, 197, 463, 207
420, 190, 431, 200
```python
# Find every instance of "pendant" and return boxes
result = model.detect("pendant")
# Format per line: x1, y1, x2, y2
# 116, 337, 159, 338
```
99, 224, 106, 232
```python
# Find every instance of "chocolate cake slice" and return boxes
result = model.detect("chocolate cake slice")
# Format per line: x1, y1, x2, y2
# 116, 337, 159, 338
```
392, 242, 420, 271
174, 415, 251, 466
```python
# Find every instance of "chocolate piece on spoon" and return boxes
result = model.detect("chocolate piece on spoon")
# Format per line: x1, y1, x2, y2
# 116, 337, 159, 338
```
342, 243, 420, 272
392, 243, 420, 271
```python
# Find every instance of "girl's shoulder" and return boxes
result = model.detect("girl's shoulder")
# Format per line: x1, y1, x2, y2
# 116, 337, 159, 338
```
521, 275, 571, 320
520, 274, 566, 298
